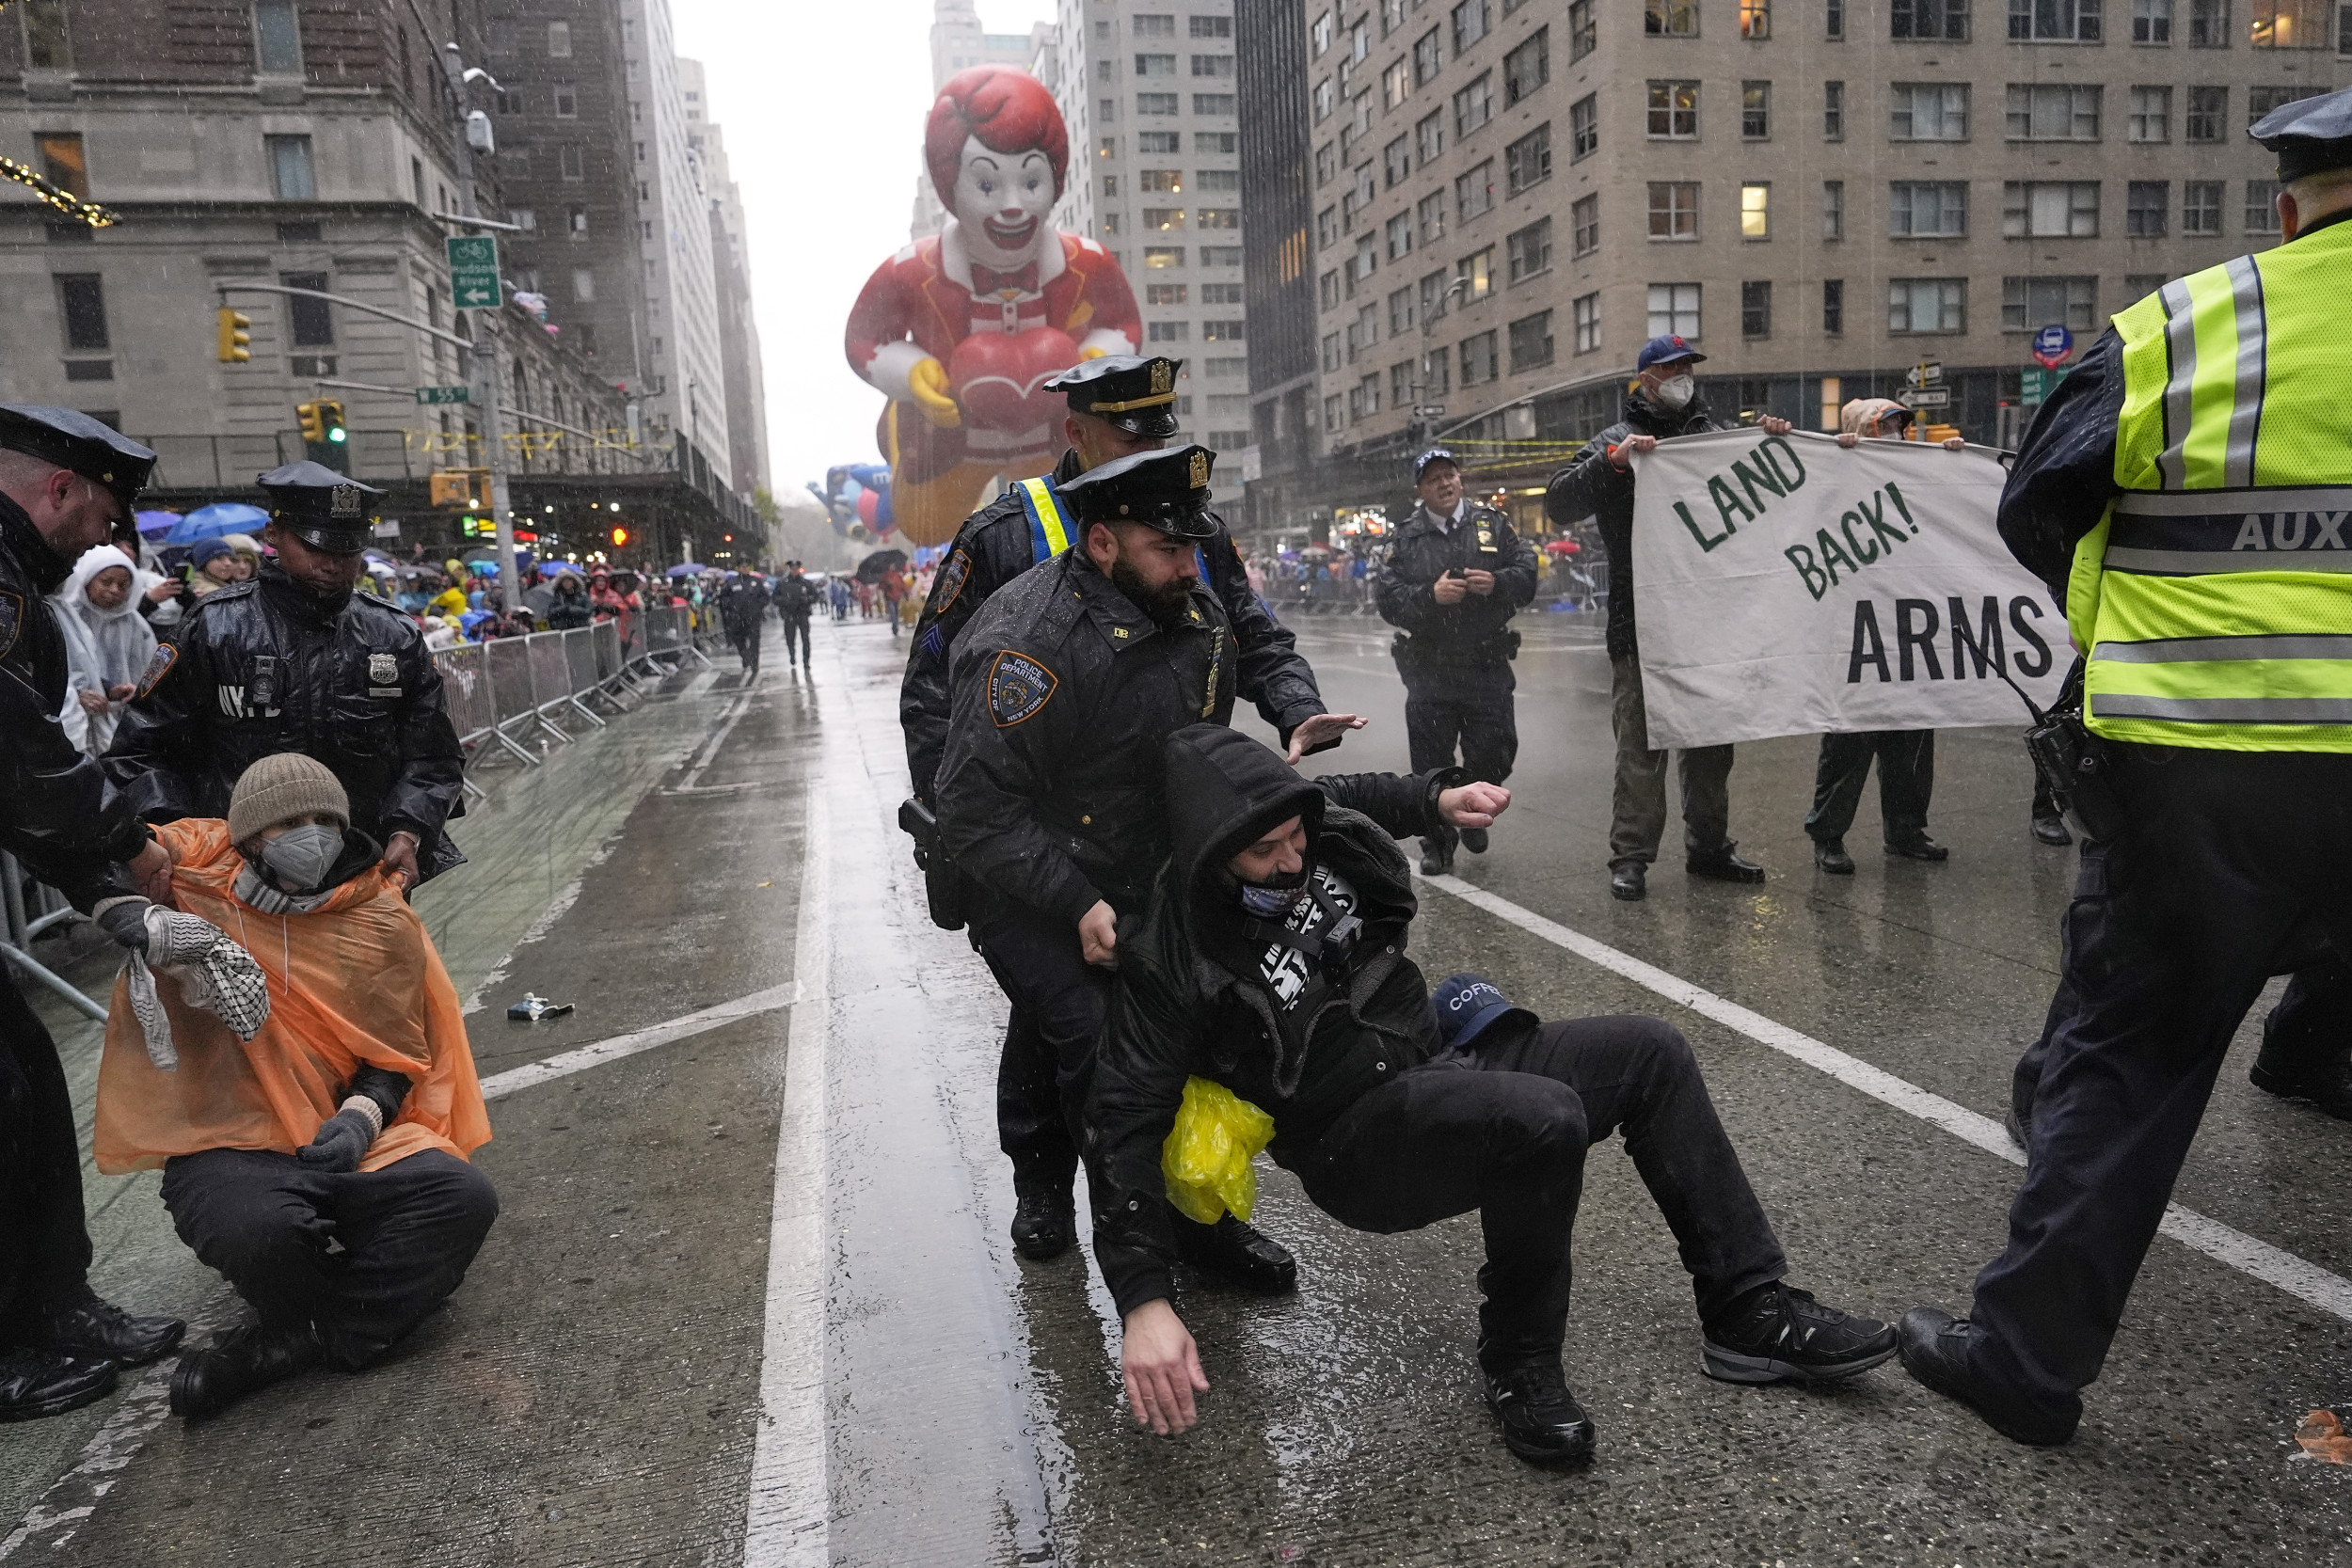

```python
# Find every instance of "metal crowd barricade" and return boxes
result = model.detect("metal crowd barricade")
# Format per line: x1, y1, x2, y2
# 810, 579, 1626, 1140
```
1, 850, 104, 1022
430, 609, 708, 789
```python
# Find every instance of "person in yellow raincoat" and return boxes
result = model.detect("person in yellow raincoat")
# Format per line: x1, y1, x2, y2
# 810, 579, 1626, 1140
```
95, 752, 496, 1422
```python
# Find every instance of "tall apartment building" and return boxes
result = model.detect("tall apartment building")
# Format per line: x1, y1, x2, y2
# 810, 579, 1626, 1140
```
1264, 0, 2345, 524
1048, 0, 1256, 451
697, 118, 772, 498
914, 1, 1056, 238
623, 2, 728, 480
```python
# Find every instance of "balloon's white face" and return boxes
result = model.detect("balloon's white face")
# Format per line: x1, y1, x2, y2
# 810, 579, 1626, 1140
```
950, 134, 1056, 260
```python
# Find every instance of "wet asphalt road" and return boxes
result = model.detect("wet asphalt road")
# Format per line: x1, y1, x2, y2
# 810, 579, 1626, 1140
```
6, 608, 2352, 1566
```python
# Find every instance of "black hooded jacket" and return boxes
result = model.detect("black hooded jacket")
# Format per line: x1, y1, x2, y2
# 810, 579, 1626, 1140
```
1086, 723, 1458, 1316
1542, 388, 1723, 660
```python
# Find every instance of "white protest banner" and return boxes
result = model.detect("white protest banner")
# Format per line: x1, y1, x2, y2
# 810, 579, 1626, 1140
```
1629, 429, 2068, 750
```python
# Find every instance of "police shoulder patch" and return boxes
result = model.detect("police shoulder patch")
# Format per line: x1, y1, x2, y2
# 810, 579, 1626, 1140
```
986, 649, 1058, 728
0, 588, 21, 662
135, 641, 177, 699
931, 548, 975, 616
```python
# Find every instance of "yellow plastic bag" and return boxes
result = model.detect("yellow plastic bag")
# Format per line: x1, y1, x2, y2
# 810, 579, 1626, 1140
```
1161, 1076, 1276, 1225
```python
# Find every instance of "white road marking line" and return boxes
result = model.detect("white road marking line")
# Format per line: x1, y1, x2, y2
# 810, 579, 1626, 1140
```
743, 780, 831, 1568
676, 677, 761, 791
1420, 870, 2352, 1323
475, 980, 804, 1101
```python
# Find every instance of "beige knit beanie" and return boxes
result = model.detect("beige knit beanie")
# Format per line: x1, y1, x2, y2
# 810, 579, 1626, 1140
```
226, 753, 350, 844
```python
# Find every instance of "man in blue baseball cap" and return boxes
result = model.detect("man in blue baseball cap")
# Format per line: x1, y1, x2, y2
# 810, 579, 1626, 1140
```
1544, 337, 1793, 902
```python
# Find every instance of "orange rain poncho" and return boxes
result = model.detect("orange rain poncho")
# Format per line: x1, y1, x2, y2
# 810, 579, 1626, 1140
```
95, 818, 490, 1176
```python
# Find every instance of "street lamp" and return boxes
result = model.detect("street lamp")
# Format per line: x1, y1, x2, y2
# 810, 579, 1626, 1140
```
1412, 276, 1471, 451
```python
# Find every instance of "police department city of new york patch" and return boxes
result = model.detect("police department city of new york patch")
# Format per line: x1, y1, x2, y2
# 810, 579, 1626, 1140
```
0, 588, 21, 662
930, 549, 974, 616
135, 641, 176, 699
987, 650, 1057, 728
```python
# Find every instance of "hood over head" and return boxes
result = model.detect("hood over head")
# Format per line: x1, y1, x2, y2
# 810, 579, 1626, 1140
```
59, 544, 141, 623
1164, 723, 1326, 916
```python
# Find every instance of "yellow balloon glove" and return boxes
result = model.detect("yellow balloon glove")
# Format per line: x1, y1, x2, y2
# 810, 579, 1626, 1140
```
908, 356, 961, 430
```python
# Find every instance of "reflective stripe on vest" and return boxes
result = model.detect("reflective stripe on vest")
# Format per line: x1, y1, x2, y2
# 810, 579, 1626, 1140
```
1016, 477, 1072, 564
2074, 222, 2352, 752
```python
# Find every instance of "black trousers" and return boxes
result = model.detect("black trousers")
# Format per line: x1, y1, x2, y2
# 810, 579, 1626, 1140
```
1805, 730, 1933, 845
725, 620, 762, 674
780, 613, 812, 667
1973, 746, 2352, 1426
160, 1147, 499, 1370
0, 977, 93, 1339
1291, 1015, 1787, 1369
972, 903, 1113, 1200
1400, 658, 1518, 856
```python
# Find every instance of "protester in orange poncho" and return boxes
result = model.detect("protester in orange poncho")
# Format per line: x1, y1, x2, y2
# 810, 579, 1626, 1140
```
95, 752, 497, 1422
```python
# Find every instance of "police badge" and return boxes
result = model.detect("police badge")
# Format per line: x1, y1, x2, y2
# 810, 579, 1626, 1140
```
0, 588, 21, 662
331, 483, 363, 519
1188, 449, 1211, 489
986, 650, 1057, 728
368, 652, 398, 685
1150, 359, 1174, 397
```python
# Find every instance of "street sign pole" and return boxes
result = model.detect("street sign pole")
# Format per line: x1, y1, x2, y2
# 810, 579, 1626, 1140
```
435, 45, 518, 603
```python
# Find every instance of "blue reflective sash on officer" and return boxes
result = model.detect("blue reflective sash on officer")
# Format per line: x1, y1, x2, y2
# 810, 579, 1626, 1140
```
1015, 477, 1073, 564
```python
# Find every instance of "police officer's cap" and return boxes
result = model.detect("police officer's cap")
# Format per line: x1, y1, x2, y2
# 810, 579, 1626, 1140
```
2250, 83, 2352, 182
255, 460, 383, 553
1414, 447, 1461, 480
1058, 444, 1218, 539
1042, 355, 1184, 438
0, 404, 156, 508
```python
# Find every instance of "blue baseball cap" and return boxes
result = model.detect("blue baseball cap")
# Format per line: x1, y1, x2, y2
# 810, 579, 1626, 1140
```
1413, 447, 1460, 480
1635, 334, 1708, 372
1431, 972, 1539, 1053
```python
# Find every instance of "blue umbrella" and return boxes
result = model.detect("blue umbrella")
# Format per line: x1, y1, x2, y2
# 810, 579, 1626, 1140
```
666, 562, 707, 577
164, 502, 269, 545
135, 509, 182, 538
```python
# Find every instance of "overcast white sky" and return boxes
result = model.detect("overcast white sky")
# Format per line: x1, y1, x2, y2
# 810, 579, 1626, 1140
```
673, 0, 1057, 504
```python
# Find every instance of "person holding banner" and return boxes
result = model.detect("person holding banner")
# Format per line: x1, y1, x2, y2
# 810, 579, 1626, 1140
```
1543, 337, 1788, 902
1900, 84, 2352, 1447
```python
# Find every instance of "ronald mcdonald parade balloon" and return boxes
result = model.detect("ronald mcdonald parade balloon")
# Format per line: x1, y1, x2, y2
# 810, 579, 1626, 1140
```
844, 66, 1143, 546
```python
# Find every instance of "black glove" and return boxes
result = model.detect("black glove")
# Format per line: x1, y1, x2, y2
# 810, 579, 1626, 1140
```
95, 898, 152, 957
298, 1108, 375, 1172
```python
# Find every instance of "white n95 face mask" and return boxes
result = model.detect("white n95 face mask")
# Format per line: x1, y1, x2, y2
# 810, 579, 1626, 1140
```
260, 824, 344, 893
1654, 374, 1697, 410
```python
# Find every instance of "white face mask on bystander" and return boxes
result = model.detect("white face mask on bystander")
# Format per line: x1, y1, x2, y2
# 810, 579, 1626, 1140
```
1653, 374, 1697, 411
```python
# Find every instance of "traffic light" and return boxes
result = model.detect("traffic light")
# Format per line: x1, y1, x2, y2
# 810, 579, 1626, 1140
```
611, 525, 630, 549
318, 399, 346, 445
295, 402, 323, 442
215, 307, 251, 363
430, 469, 492, 509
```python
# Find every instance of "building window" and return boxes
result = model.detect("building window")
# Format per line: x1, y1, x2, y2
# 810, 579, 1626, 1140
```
1390, 360, 1416, 408
1573, 291, 1601, 352
1649, 181, 1699, 238
1137, 53, 1177, 75
1646, 0, 1700, 36
1194, 92, 1237, 115
1742, 80, 1771, 137
2250, 0, 2329, 44
1314, 77, 1336, 120
1455, 160, 1495, 220
2128, 85, 2173, 139
1739, 182, 1771, 237
1141, 168, 1184, 193
1384, 135, 1411, 187
1314, 9, 1335, 53
1383, 55, 1409, 103
1389, 285, 1417, 335
1570, 93, 1598, 158
54, 274, 107, 350
1504, 124, 1551, 193
560, 144, 583, 181
1149, 321, 1191, 342
1823, 179, 1845, 238
2134, 0, 2176, 37
2246, 179, 2282, 232
1828, 0, 1847, 33
1454, 71, 1493, 136
1415, 110, 1446, 166
1453, 0, 1491, 51
1506, 215, 1552, 280
266, 134, 315, 199
572, 267, 596, 303
1192, 13, 1232, 36
1460, 328, 1500, 385
1571, 193, 1599, 254
2248, 84, 2304, 123
1504, 28, 1549, 104
36, 132, 86, 198
1317, 206, 1341, 247
1146, 245, 1186, 270
1647, 281, 1701, 338
1200, 132, 1237, 154
1196, 169, 1240, 194
1204, 319, 1245, 341
1509, 309, 1554, 371
1889, 277, 1966, 332
2127, 181, 2170, 234
1891, 82, 1970, 138
20, 0, 71, 68
254, 0, 302, 72
1569, 0, 1597, 56
1892, 0, 1971, 36
1315, 142, 1338, 186
1647, 80, 1700, 137
2001, 274, 2096, 329
1823, 277, 1845, 334
2010, 0, 2102, 40
1388, 211, 1415, 259
1889, 181, 1969, 235
2182, 179, 2223, 231
1196, 208, 1239, 230
1824, 80, 1845, 137
2187, 0, 2232, 41
1420, 268, 1454, 323
1416, 189, 1448, 244
510, 207, 535, 230
1742, 0, 1773, 36
1144, 207, 1186, 230
1137, 132, 1176, 154
281, 270, 332, 344
1741, 280, 1772, 337
1415, 25, 1444, 82
2185, 84, 2227, 138
1457, 245, 1496, 301
2007, 84, 2103, 139
1322, 332, 1343, 373
555, 84, 578, 118
2003, 181, 2101, 235
1147, 282, 1190, 305
570, 205, 589, 234
1352, 234, 1379, 288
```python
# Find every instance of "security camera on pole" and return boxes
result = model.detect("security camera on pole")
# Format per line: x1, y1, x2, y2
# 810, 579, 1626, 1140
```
436, 40, 520, 603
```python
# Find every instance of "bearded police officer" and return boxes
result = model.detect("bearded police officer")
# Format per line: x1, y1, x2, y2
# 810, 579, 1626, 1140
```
107, 463, 466, 888
935, 445, 1311, 1291
0, 406, 188, 1420
1901, 84, 2352, 1447
1373, 449, 1538, 876
905, 356, 1356, 1262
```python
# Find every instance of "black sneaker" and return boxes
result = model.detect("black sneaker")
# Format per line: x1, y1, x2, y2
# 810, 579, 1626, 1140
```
1481, 1359, 1597, 1465
1702, 1281, 1899, 1385
1897, 1307, 2077, 1447
1009, 1191, 1076, 1261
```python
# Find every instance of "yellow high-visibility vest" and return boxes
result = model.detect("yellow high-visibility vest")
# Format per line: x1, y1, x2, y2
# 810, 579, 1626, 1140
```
2070, 219, 2352, 751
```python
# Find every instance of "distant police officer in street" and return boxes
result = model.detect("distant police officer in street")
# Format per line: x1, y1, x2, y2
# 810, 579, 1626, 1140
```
1900, 84, 2352, 1448
935, 445, 1337, 1290
774, 561, 819, 674
1373, 448, 1537, 876
0, 405, 188, 1420
904, 355, 1356, 1262
107, 463, 467, 889
715, 571, 771, 680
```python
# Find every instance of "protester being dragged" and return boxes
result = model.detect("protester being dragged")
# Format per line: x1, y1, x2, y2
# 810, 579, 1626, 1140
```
53, 544, 158, 757
96, 754, 497, 1422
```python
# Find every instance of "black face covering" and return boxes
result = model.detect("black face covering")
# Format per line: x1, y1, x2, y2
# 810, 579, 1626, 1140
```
1106, 549, 1195, 630
1236, 863, 1310, 916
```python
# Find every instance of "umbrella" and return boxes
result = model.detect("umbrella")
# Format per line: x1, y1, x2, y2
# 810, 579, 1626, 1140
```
135, 509, 182, 538
163, 502, 269, 546
665, 562, 707, 578
1544, 538, 1581, 555
538, 561, 584, 578
855, 548, 909, 583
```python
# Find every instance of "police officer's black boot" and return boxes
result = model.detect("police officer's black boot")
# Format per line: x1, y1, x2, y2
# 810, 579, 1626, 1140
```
167, 1320, 323, 1423
1897, 1307, 2077, 1447
1173, 1213, 1297, 1293
0, 1347, 117, 1422
15, 1285, 183, 1368
1479, 1355, 1596, 1465
2249, 1013, 2352, 1120
1009, 1189, 1076, 1261
1610, 861, 1646, 901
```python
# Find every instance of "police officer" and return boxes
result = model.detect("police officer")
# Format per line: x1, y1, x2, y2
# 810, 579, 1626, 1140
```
904, 355, 1356, 1261
107, 463, 467, 888
774, 560, 818, 673
1373, 449, 1537, 876
0, 405, 188, 1420
935, 445, 1313, 1291
1900, 85, 2352, 1447
715, 570, 770, 679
